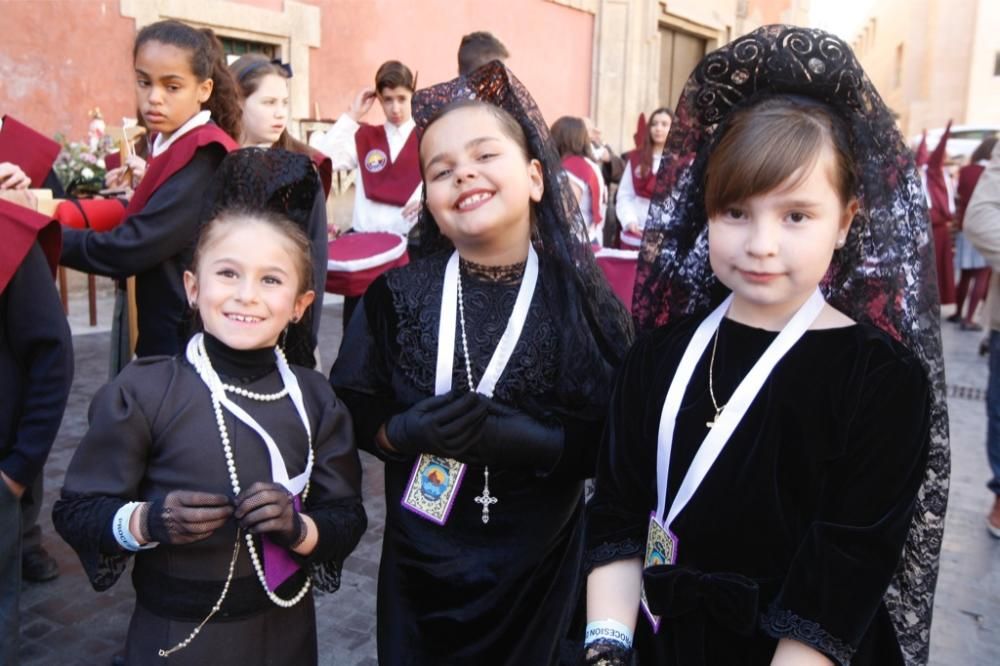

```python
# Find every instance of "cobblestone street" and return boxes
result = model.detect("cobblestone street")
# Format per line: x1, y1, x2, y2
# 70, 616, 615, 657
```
14, 301, 1000, 665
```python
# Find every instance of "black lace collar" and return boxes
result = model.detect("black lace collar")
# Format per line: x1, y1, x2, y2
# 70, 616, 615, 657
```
459, 257, 526, 285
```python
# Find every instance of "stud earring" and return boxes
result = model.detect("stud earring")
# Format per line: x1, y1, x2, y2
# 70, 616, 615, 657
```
835, 238, 846, 249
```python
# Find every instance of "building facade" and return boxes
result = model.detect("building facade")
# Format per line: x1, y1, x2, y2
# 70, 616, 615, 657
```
850, 0, 1000, 137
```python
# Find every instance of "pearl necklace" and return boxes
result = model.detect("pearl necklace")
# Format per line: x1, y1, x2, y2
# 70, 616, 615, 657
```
457, 270, 497, 524
161, 337, 313, 657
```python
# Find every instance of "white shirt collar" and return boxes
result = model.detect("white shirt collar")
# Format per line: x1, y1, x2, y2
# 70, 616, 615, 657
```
152, 110, 212, 157
386, 118, 415, 138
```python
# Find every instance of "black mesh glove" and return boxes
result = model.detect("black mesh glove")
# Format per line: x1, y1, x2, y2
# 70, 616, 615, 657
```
472, 397, 564, 473
384, 390, 488, 458
233, 481, 305, 549
142, 490, 233, 546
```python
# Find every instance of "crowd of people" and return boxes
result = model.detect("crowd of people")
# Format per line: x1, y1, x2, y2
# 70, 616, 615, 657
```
6, 15, 997, 666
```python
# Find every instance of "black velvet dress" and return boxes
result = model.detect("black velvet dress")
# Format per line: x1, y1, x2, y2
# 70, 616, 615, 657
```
330, 252, 605, 665
586, 316, 930, 666
53, 336, 367, 666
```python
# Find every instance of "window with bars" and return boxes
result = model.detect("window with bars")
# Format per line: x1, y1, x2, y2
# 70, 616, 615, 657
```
220, 37, 277, 65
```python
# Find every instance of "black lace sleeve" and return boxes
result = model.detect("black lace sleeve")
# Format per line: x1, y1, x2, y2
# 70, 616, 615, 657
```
304, 497, 367, 594
51, 492, 131, 591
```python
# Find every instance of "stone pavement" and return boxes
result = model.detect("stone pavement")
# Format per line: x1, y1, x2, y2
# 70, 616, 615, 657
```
15, 302, 1000, 665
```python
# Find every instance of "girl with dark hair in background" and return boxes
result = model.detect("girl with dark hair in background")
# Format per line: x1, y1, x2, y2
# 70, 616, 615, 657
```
59, 19, 240, 359
616, 107, 672, 245
230, 54, 334, 362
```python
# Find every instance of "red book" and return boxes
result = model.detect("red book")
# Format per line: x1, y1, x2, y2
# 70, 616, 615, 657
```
0, 116, 61, 188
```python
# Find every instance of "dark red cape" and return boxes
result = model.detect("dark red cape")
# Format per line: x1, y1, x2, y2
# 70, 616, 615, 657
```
0, 198, 61, 293
127, 123, 238, 215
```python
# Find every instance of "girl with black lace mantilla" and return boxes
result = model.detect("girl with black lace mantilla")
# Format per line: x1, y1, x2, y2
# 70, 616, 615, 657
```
584, 26, 948, 666
53, 150, 367, 665
329, 63, 632, 664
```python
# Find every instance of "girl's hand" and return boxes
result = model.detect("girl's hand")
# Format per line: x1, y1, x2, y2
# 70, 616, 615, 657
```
104, 166, 129, 189
347, 87, 378, 122
233, 481, 305, 548
626, 223, 640, 235
125, 155, 147, 184
141, 490, 233, 545
0, 162, 31, 190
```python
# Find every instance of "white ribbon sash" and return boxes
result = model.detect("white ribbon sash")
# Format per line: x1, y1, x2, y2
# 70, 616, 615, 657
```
654, 288, 826, 527
435, 245, 539, 397
186, 335, 313, 495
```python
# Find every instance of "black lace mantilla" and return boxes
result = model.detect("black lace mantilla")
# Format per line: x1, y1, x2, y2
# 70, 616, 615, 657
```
387, 252, 558, 407
760, 605, 854, 666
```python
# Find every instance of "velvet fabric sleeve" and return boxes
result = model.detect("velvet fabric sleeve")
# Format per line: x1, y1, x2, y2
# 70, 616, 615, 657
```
759, 349, 931, 665
296, 371, 367, 592
0, 242, 74, 486
60, 145, 225, 278
329, 275, 408, 461
585, 330, 662, 570
52, 362, 163, 590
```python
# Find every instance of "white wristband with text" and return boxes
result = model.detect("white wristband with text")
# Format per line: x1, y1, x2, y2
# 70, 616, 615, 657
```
584, 618, 633, 647
112, 502, 157, 552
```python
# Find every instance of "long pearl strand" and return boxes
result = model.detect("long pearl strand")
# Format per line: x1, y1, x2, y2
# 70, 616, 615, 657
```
193, 336, 313, 607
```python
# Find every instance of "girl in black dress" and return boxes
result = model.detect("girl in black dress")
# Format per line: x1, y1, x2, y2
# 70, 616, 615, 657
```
330, 63, 632, 664
584, 25, 948, 666
53, 151, 366, 665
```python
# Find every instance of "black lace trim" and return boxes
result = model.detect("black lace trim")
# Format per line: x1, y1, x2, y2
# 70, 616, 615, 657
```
460, 257, 526, 284
387, 254, 558, 404
584, 538, 645, 573
308, 559, 342, 594
582, 640, 633, 666
760, 604, 854, 666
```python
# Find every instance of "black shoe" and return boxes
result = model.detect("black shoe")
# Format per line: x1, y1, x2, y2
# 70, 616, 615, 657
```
947, 313, 962, 323
22, 547, 59, 582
